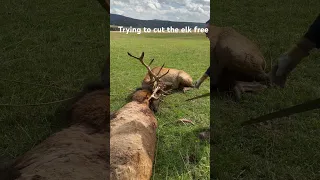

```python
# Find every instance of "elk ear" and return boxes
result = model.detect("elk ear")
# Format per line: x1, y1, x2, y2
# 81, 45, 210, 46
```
131, 89, 150, 103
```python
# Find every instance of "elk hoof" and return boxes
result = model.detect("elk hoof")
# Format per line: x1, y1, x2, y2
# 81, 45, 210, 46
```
182, 87, 193, 93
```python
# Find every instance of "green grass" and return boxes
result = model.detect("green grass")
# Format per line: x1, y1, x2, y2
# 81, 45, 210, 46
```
212, 0, 320, 179
0, 0, 108, 158
110, 32, 210, 179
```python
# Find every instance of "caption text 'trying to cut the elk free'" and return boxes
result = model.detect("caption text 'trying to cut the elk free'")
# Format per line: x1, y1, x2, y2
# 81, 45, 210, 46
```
118, 26, 209, 34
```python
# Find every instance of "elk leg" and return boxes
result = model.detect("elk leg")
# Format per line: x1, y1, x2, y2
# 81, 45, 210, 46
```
237, 81, 268, 92
182, 87, 193, 93
233, 81, 267, 100
254, 73, 271, 87
163, 82, 173, 89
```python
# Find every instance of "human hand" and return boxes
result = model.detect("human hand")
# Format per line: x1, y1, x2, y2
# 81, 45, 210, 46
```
269, 54, 291, 88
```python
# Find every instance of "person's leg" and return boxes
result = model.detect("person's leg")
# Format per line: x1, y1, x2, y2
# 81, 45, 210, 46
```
194, 60, 225, 89
194, 66, 210, 88
205, 66, 210, 77
304, 14, 320, 48
270, 14, 319, 87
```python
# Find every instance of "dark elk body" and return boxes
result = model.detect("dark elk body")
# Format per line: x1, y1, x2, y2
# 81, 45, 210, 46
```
0, 54, 110, 180
0, 73, 109, 180
208, 25, 270, 100
15, 90, 109, 180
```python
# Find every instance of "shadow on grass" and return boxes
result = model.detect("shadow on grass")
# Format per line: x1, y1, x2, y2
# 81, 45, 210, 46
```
49, 81, 108, 132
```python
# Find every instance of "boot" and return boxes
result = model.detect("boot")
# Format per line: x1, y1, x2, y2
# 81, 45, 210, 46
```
194, 73, 209, 89
270, 37, 316, 87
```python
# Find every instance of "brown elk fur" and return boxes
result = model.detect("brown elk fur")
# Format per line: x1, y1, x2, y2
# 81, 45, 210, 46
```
7, 88, 109, 180
110, 89, 158, 180
209, 26, 267, 76
127, 51, 194, 93
142, 66, 194, 91
0, 55, 110, 179
207, 25, 269, 99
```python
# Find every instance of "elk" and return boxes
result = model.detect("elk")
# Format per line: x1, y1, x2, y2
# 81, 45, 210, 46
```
207, 25, 270, 100
128, 52, 195, 93
110, 52, 168, 180
0, 57, 110, 180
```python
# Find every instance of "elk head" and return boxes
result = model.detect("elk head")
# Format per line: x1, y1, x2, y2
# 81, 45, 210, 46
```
127, 52, 170, 112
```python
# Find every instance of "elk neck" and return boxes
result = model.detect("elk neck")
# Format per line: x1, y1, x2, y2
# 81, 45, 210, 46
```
131, 89, 152, 105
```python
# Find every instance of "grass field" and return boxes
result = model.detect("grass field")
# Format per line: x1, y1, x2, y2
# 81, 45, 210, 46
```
0, 0, 107, 160
212, 0, 320, 179
110, 32, 210, 179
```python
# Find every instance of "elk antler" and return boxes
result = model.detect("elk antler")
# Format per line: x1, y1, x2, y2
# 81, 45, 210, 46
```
148, 81, 168, 101
128, 52, 171, 101
127, 52, 170, 83
148, 86, 161, 101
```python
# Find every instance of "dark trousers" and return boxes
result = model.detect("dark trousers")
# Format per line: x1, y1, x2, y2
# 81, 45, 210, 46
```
205, 66, 210, 77
304, 14, 320, 48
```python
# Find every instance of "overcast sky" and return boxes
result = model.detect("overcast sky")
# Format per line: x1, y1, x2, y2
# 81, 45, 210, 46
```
110, 0, 210, 23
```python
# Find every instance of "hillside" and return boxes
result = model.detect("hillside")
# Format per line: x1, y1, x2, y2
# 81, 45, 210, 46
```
110, 13, 206, 29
